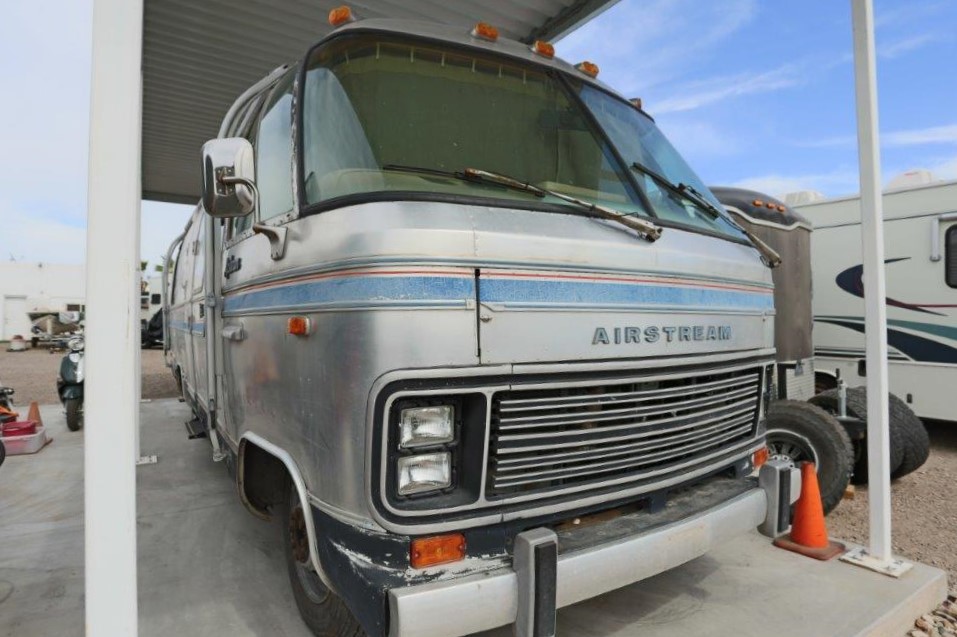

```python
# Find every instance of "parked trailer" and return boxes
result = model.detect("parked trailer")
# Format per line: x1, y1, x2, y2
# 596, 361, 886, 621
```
713, 187, 853, 513
790, 178, 957, 423
165, 16, 796, 637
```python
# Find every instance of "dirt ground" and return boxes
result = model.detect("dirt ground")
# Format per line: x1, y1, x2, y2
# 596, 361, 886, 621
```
0, 345, 178, 406
2, 343, 955, 587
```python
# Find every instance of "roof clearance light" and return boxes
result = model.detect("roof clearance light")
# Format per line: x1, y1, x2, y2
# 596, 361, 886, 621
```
328, 5, 355, 27
531, 40, 555, 58
630, 97, 643, 110
765, 202, 776, 209
576, 61, 600, 78
752, 199, 764, 207
777, 204, 786, 212
471, 22, 499, 42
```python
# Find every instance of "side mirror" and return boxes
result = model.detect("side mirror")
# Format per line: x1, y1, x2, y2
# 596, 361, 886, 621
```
201, 138, 256, 218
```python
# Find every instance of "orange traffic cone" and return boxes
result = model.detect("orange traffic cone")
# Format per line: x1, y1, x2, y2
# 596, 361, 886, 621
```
27, 401, 43, 429
773, 462, 846, 560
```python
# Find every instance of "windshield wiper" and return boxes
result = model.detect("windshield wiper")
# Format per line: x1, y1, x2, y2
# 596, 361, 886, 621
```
463, 168, 662, 241
382, 164, 662, 241
630, 161, 782, 268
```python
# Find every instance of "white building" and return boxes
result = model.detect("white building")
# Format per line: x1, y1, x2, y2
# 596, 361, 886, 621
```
0, 262, 86, 340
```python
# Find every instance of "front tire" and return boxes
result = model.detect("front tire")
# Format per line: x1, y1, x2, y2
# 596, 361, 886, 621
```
282, 486, 364, 637
65, 398, 83, 432
765, 400, 853, 515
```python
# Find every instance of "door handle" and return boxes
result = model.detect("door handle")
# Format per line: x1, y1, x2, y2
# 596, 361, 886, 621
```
222, 324, 245, 342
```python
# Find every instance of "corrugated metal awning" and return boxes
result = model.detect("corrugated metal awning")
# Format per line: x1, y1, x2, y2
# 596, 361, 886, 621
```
142, 0, 619, 204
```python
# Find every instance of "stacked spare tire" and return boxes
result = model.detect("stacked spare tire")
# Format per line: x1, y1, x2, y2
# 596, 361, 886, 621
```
809, 387, 931, 483
711, 186, 932, 517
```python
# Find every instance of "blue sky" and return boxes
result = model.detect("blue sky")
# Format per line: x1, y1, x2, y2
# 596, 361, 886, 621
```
2, 0, 954, 266
560, 0, 957, 194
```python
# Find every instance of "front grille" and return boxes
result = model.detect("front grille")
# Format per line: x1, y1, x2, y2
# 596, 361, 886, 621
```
486, 365, 762, 498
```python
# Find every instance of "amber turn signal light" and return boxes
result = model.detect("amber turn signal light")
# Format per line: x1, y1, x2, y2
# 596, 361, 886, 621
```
531, 40, 555, 58
752, 447, 769, 470
471, 22, 499, 42
287, 316, 312, 336
575, 61, 600, 77
410, 533, 466, 569
328, 5, 354, 27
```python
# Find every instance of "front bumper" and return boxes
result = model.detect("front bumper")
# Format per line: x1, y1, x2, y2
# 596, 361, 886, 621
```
388, 482, 767, 637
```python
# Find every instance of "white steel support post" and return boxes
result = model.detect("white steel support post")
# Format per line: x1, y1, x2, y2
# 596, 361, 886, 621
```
841, 0, 911, 577
84, 0, 144, 633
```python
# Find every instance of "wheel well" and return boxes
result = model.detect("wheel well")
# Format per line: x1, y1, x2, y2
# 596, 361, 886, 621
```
815, 371, 837, 393
238, 440, 292, 518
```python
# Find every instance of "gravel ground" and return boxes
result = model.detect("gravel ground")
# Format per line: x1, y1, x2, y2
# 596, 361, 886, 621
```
0, 345, 178, 406
827, 419, 957, 586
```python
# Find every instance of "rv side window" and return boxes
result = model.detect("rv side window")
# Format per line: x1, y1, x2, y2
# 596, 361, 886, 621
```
947, 225, 957, 288
230, 93, 267, 238
254, 70, 296, 222
192, 221, 205, 294
170, 241, 183, 304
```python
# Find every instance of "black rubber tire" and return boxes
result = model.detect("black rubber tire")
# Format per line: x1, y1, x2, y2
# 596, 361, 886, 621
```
282, 487, 364, 637
65, 398, 83, 432
0, 440, 6, 467
809, 388, 905, 484
887, 393, 930, 479
766, 400, 853, 515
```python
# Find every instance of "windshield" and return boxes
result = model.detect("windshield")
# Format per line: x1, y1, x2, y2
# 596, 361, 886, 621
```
301, 35, 647, 215
576, 85, 746, 239
299, 34, 743, 242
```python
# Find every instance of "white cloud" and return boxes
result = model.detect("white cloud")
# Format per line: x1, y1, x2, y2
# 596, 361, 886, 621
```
1, 203, 86, 264
558, 0, 758, 93
884, 124, 957, 146
731, 168, 860, 199
796, 123, 957, 149
652, 65, 801, 114
878, 34, 939, 59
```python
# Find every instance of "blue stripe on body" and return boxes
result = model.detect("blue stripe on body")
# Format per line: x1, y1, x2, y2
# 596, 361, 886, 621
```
479, 278, 773, 311
223, 275, 476, 314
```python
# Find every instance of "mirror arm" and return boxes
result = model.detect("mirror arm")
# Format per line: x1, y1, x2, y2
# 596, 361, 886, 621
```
252, 224, 287, 260
220, 175, 286, 261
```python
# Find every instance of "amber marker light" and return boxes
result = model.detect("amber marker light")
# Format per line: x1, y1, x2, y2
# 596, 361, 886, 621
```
575, 61, 600, 77
410, 533, 466, 569
531, 40, 555, 58
753, 447, 769, 470
471, 22, 499, 42
328, 5, 354, 27
287, 316, 312, 336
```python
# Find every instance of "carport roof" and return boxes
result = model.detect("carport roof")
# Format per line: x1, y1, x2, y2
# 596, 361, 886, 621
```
142, 0, 619, 204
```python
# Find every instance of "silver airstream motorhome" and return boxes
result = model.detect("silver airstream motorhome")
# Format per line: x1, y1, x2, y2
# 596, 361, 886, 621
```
165, 12, 795, 637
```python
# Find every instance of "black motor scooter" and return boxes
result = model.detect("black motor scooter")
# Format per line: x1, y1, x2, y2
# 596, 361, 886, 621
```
57, 337, 85, 431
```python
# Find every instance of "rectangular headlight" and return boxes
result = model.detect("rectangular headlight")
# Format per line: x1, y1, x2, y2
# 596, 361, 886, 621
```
399, 405, 454, 448
397, 452, 452, 495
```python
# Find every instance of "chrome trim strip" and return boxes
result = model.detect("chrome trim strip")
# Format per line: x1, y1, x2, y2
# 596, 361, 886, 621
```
387, 488, 767, 637
238, 432, 335, 591
222, 255, 775, 296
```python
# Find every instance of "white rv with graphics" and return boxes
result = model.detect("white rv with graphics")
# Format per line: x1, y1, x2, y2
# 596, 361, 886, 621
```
790, 176, 957, 423
164, 14, 797, 637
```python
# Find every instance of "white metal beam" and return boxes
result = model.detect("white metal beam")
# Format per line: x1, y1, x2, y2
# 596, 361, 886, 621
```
84, 0, 143, 633
849, 0, 894, 566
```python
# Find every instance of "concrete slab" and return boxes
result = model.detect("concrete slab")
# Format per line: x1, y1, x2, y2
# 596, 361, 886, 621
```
0, 399, 947, 637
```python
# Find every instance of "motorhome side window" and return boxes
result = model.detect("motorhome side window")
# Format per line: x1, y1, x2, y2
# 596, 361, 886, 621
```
254, 70, 296, 222
947, 225, 957, 288
192, 221, 205, 293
